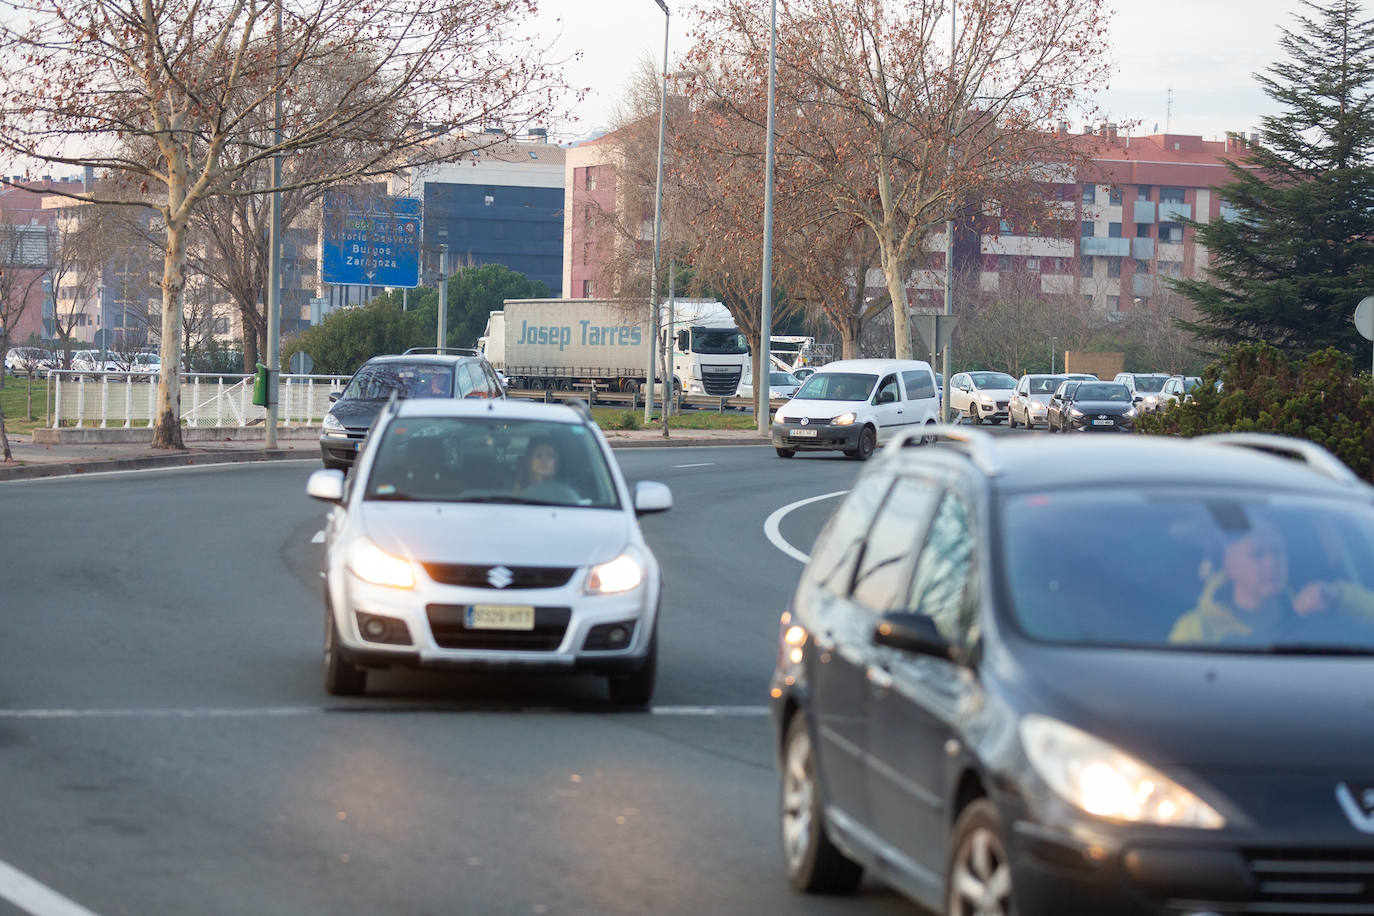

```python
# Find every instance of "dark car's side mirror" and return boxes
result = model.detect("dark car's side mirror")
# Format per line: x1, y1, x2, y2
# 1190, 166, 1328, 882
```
329, 391, 342, 403
873, 612, 955, 660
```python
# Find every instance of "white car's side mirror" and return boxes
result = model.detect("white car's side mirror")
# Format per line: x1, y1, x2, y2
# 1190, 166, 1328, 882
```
632, 481, 673, 516
307, 468, 346, 503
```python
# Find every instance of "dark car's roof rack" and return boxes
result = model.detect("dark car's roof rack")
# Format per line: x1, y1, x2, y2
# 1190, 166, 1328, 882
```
401, 347, 480, 357
889, 424, 1004, 476
1198, 432, 1365, 487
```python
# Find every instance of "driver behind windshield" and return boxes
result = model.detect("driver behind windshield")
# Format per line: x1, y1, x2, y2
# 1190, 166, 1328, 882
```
1170, 520, 1374, 645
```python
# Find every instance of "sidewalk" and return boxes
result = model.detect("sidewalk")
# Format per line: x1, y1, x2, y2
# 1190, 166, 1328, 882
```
0, 427, 771, 482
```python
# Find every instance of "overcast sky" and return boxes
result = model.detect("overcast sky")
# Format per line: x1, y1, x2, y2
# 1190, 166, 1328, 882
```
535, 0, 1340, 145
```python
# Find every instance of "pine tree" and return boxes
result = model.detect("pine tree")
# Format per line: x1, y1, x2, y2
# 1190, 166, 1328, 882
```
1174, 0, 1374, 357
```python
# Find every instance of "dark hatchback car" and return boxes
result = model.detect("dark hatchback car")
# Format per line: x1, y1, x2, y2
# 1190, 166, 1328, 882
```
772, 428, 1374, 915
1048, 380, 1138, 433
319, 350, 505, 469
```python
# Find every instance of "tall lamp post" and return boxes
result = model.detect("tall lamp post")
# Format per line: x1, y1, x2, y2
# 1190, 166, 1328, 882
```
264, 0, 284, 447
644, 0, 670, 424
756, 0, 778, 433
1050, 336, 1058, 374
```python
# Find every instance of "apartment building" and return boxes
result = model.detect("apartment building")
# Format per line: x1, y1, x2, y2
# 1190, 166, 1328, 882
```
0, 176, 80, 343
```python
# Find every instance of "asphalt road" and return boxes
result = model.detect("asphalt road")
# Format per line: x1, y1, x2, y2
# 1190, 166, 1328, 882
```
0, 442, 988, 916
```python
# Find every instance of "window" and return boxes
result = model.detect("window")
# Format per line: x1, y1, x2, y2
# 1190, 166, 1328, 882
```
1081, 183, 1096, 204
1108, 187, 1122, 205
873, 374, 899, 404
1138, 186, 1152, 201
1083, 294, 1095, 309
483, 195, 494, 207
997, 255, 1011, 271
998, 218, 1012, 234
1160, 187, 1186, 204
901, 370, 936, 400
581, 243, 591, 266
1026, 257, 1040, 271
581, 280, 595, 297
1081, 221, 1095, 237
804, 473, 893, 598
1080, 258, 1094, 277
1159, 260, 1183, 278
584, 168, 597, 192
455, 363, 479, 397
1136, 224, 1152, 238
1108, 222, 1122, 238
851, 478, 941, 612
905, 492, 977, 643
1107, 259, 1121, 278
1160, 223, 1184, 243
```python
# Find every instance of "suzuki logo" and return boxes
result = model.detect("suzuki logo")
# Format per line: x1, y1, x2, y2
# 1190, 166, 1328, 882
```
800, 417, 809, 426
486, 566, 514, 589
1336, 782, 1374, 833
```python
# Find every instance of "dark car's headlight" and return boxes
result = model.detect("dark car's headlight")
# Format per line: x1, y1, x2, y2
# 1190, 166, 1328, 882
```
1019, 715, 1225, 828
1123, 407, 1138, 419
322, 414, 346, 436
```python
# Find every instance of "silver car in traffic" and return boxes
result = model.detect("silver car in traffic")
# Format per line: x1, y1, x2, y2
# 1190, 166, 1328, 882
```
307, 398, 672, 704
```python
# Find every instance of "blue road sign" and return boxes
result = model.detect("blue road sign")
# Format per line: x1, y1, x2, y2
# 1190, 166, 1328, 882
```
320, 190, 422, 288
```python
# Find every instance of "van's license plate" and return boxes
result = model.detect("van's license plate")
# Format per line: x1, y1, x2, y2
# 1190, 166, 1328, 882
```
791, 429, 818, 437
466, 605, 536, 630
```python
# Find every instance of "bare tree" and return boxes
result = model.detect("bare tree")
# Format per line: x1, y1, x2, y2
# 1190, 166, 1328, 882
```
0, 0, 573, 447
686, 0, 1110, 359
0, 220, 51, 391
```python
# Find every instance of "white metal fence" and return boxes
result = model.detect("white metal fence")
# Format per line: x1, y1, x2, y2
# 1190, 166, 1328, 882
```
47, 371, 349, 429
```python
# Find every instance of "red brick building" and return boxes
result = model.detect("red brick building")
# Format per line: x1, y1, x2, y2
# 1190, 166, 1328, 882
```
0, 176, 81, 344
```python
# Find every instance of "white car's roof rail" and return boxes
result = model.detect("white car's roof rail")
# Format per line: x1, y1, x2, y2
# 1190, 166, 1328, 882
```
888, 424, 1004, 476
1198, 432, 1365, 486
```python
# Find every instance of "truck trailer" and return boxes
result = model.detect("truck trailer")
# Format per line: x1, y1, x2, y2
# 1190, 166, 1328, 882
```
479, 298, 750, 398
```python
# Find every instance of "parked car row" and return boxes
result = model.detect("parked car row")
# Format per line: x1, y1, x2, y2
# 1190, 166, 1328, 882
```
4, 347, 164, 375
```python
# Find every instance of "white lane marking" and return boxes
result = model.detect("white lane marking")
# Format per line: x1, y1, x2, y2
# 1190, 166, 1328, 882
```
0, 705, 768, 720
672, 462, 714, 468
311, 530, 325, 543
0, 858, 101, 916
764, 490, 848, 564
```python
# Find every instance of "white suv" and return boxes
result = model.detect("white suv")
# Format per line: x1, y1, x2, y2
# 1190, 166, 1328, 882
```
771, 358, 941, 460
1113, 372, 1173, 413
307, 397, 672, 704
948, 370, 1016, 424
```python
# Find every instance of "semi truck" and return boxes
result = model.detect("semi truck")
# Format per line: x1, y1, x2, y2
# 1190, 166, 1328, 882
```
478, 298, 750, 398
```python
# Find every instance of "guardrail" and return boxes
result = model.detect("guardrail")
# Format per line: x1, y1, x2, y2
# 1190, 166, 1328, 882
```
46, 370, 349, 429
505, 381, 788, 413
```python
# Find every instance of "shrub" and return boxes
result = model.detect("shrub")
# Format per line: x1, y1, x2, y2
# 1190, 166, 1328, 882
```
608, 410, 641, 431
1138, 343, 1374, 481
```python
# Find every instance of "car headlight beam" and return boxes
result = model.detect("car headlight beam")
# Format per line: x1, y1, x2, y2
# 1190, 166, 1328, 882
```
322, 413, 346, 435
586, 548, 646, 594
833, 412, 856, 426
1019, 715, 1225, 829
346, 539, 415, 589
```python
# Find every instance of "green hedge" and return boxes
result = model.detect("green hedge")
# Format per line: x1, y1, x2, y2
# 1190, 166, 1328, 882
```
1137, 343, 1374, 481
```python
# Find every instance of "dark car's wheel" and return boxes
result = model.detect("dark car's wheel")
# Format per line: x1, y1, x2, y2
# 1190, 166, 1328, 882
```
776, 447, 796, 458
324, 608, 367, 696
607, 629, 656, 706
780, 712, 863, 894
845, 425, 876, 460
945, 799, 1015, 916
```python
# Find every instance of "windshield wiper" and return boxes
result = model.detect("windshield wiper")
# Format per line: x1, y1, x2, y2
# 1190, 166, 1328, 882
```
1214, 643, 1374, 656
453, 495, 567, 506
366, 492, 420, 501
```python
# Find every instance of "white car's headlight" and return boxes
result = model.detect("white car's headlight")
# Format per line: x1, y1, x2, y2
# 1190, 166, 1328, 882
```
322, 413, 346, 434
774, 407, 787, 423
833, 412, 856, 426
980, 395, 995, 405
346, 539, 415, 589
1144, 396, 1159, 405
1019, 715, 1225, 829
586, 546, 647, 594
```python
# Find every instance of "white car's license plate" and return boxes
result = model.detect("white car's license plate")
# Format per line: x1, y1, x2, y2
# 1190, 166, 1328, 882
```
1092, 419, 1114, 426
466, 605, 536, 630
791, 428, 818, 437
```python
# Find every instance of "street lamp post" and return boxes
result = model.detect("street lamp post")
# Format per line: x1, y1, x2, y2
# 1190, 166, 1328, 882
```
756, 0, 778, 434
645, 0, 670, 424
1050, 336, 1058, 374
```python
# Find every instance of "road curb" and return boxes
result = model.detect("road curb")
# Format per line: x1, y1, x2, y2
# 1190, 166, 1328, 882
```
0, 436, 771, 480
0, 449, 309, 482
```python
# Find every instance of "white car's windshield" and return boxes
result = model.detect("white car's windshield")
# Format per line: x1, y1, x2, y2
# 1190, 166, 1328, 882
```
795, 372, 877, 401
364, 417, 620, 509
1133, 375, 1169, 392
970, 372, 1015, 388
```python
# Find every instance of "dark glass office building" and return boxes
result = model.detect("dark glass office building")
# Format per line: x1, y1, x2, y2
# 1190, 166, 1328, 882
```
421, 180, 563, 296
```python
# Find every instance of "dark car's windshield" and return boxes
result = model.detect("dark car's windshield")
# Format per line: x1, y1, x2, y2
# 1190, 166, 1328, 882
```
364, 416, 620, 509
1074, 383, 1130, 401
1001, 491, 1374, 653
970, 372, 1016, 389
795, 372, 878, 401
692, 329, 749, 354
1132, 375, 1169, 392
342, 362, 452, 400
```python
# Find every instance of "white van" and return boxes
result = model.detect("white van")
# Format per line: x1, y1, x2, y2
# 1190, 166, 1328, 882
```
770, 358, 940, 459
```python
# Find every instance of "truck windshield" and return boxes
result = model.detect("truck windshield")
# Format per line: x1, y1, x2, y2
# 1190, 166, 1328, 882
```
692, 330, 749, 354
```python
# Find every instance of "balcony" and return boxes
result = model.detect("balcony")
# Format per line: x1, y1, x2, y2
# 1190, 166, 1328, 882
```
1132, 273, 1155, 297
1132, 237, 1154, 260
1159, 202, 1192, 222
1081, 237, 1129, 257
1133, 200, 1156, 223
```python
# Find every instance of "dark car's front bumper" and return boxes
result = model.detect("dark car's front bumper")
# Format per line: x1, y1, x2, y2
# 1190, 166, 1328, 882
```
772, 421, 861, 452
319, 431, 367, 466
1064, 413, 1134, 432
